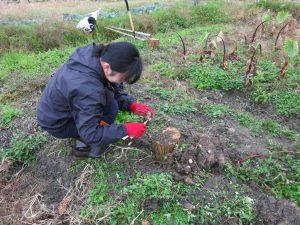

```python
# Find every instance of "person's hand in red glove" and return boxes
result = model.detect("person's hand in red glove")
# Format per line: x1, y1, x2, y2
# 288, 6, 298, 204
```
130, 102, 154, 119
124, 122, 147, 138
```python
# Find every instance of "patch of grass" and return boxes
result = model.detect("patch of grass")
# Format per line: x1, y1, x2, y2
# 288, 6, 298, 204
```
150, 61, 189, 81
1, 133, 48, 165
148, 86, 198, 115
202, 103, 231, 118
0, 104, 23, 128
250, 60, 300, 117
0, 47, 74, 81
202, 103, 299, 140
250, 61, 278, 104
271, 91, 300, 117
188, 61, 244, 91
111, 173, 190, 224
151, 62, 176, 78
197, 190, 255, 224
82, 165, 194, 224
83, 157, 255, 224
254, 0, 300, 16
191, 1, 233, 24
225, 155, 300, 206
0, 21, 89, 54
105, 3, 231, 36
149, 202, 192, 225
151, 7, 191, 33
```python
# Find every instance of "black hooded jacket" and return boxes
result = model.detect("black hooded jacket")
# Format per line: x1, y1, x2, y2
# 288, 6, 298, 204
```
36, 44, 134, 148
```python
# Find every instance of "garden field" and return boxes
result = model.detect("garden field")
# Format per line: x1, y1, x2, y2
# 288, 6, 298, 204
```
0, 0, 299, 224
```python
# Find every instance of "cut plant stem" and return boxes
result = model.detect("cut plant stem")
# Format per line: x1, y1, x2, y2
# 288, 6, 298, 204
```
218, 36, 227, 69
176, 32, 187, 60
251, 20, 268, 43
244, 47, 258, 87
280, 60, 288, 79
275, 22, 290, 50
153, 127, 181, 160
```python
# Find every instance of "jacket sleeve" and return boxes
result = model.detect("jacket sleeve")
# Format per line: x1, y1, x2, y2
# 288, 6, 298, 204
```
114, 83, 135, 111
69, 87, 128, 148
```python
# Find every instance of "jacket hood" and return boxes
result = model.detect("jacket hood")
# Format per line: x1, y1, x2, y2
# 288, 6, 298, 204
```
67, 44, 106, 82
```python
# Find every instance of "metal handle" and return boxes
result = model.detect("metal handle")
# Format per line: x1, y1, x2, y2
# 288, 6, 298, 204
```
124, 0, 135, 37
124, 0, 130, 11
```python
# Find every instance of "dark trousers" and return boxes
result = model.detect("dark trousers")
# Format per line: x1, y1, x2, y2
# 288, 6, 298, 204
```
47, 98, 119, 139
49, 120, 79, 139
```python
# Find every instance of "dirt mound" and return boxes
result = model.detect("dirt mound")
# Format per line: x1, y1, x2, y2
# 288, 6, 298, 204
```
174, 132, 227, 175
255, 195, 300, 225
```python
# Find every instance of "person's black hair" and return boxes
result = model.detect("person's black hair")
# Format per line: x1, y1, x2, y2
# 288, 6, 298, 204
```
92, 42, 142, 84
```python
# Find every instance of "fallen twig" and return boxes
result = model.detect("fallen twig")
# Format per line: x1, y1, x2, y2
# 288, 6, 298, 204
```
130, 209, 144, 225
233, 150, 296, 165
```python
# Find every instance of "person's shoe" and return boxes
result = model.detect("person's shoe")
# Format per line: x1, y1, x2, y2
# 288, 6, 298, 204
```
71, 139, 90, 158
88, 145, 111, 158
71, 139, 111, 158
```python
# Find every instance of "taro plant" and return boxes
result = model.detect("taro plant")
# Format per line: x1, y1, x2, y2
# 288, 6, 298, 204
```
199, 31, 227, 70
176, 32, 187, 60
280, 38, 299, 79
250, 11, 272, 44
244, 43, 262, 87
275, 11, 292, 50
199, 31, 214, 62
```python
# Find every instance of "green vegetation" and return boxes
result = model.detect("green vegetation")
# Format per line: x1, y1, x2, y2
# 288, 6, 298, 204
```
1, 1, 299, 224
271, 91, 300, 117
0, 47, 74, 80
81, 160, 195, 224
1, 133, 48, 165
202, 103, 299, 140
250, 60, 300, 117
0, 104, 23, 127
225, 155, 300, 206
151, 56, 299, 117
255, 0, 300, 15
0, 2, 234, 54
115, 111, 142, 124
197, 190, 255, 224
191, 1, 232, 24
0, 21, 89, 54
188, 62, 244, 91
80, 158, 255, 224
148, 86, 198, 115
151, 62, 176, 78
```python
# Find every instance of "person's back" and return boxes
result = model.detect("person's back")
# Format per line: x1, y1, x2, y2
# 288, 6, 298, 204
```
36, 42, 154, 158
37, 44, 108, 133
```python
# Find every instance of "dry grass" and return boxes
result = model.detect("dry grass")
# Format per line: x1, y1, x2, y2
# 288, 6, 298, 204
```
0, 0, 170, 20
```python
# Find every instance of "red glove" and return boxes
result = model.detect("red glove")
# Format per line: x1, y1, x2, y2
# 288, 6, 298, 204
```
130, 102, 154, 118
124, 122, 147, 138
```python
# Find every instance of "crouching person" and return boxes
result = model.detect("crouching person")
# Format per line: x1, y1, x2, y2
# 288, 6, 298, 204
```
36, 42, 154, 158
